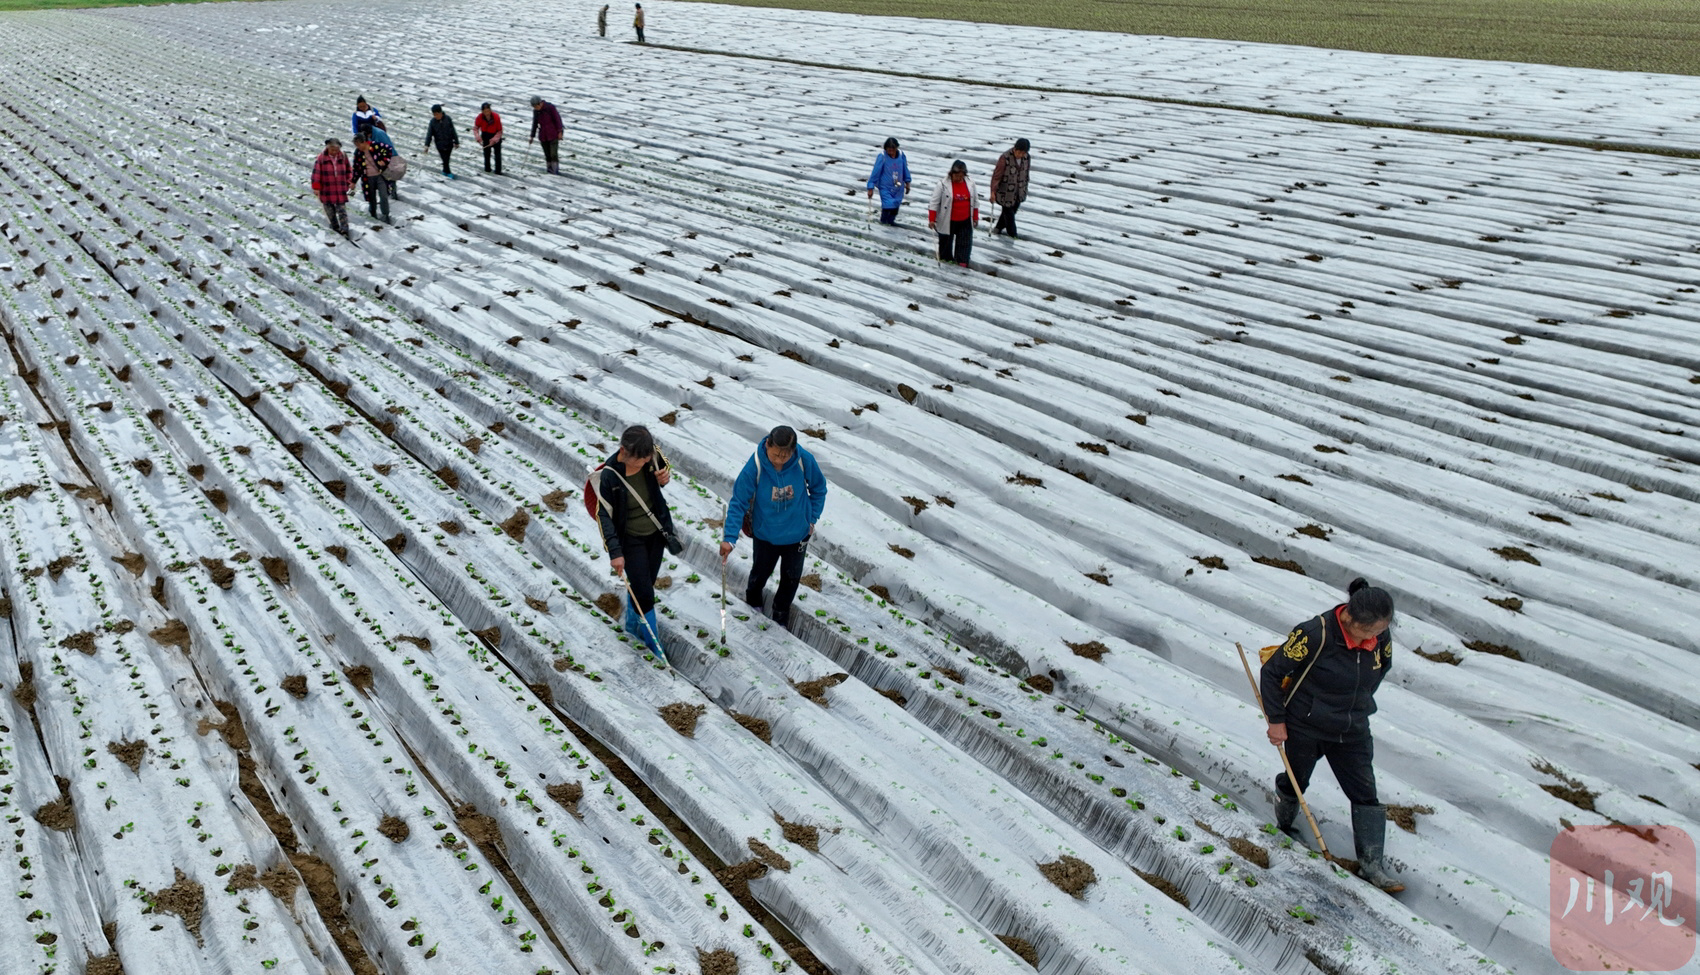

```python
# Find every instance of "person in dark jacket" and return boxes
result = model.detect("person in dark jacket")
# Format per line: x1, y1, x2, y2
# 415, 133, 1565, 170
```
351, 132, 393, 223
598, 3, 609, 36
473, 103, 503, 174
310, 138, 355, 236
990, 138, 1031, 238
634, 3, 645, 42
423, 104, 459, 178
593, 426, 675, 660
1262, 577, 1403, 893
719, 426, 829, 630
528, 96, 564, 175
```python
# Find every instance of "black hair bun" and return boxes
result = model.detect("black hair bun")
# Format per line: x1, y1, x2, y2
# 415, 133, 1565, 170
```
1347, 576, 1369, 595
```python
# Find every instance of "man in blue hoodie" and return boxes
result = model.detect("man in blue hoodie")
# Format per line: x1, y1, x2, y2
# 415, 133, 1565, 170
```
720, 425, 828, 629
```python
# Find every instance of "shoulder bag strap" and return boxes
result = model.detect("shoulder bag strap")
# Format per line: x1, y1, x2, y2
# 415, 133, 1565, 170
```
612, 466, 667, 535
1281, 614, 1330, 707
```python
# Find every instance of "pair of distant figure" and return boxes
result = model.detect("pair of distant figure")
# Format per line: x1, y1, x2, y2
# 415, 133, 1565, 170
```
866, 137, 1031, 268
598, 3, 645, 42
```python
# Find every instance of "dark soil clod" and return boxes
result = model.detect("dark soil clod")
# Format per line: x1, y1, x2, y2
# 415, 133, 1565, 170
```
150, 868, 206, 945
112, 552, 145, 577
541, 489, 569, 512
342, 665, 374, 696
791, 673, 848, 707
1191, 555, 1228, 570
1491, 545, 1541, 566
1229, 836, 1270, 869
1253, 556, 1306, 575
261, 556, 290, 587
473, 625, 501, 646
888, 543, 915, 559
1534, 761, 1598, 811
59, 631, 97, 655
377, 815, 410, 843
731, 712, 772, 744
1066, 640, 1108, 662
325, 545, 348, 564
453, 802, 504, 852
774, 813, 821, 853
1037, 855, 1097, 898
525, 596, 550, 614
199, 557, 235, 590
34, 776, 75, 832
1412, 647, 1462, 665
748, 839, 792, 872
108, 738, 148, 773
997, 934, 1039, 967
1464, 639, 1524, 661
383, 533, 407, 555
594, 592, 623, 617
1134, 868, 1189, 908
499, 507, 530, 542
798, 574, 821, 592
1385, 804, 1435, 833
547, 781, 584, 818
280, 674, 308, 699
1024, 674, 1054, 694
876, 688, 907, 707
1485, 595, 1524, 613
699, 947, 740, 975
901, 495, 929, 515
659, 702, 708, 737
149, 619, 191, 651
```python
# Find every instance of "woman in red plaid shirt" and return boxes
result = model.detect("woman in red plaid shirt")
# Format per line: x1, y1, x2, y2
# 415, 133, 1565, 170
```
310, 137, 355, 236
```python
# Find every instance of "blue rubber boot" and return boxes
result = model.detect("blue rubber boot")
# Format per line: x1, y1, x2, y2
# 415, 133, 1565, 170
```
642, 609, 665, 662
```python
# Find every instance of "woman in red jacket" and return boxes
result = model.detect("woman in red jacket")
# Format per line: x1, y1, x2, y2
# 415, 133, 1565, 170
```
474, 103, 503, 175
927, 160, 980, 268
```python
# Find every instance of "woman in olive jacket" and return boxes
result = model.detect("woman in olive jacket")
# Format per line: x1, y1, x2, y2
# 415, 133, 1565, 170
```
592, 426, 676, 660
1261, 577, 1403, 892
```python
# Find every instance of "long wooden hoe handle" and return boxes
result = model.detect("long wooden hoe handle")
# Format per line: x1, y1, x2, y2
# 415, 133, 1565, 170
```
1235, 642, 1330, 859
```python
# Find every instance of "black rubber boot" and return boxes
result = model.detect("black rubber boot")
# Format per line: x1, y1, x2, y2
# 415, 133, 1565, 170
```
1352, 803, 1406, 893
1275, 793, 1302, 841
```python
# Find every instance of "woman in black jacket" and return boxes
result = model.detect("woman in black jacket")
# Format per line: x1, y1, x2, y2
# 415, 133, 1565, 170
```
592, 426, 675, 660
424, 104, 459, 178
1262, 577, 1403, 892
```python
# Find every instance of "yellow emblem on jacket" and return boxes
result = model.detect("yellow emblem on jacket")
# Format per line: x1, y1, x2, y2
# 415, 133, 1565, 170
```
1281, 629, 1309, 661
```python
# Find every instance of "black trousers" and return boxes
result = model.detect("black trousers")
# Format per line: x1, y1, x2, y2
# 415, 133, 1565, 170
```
636, 26, 645, 42
1275, 729, 1378, 806
618, 531, 666, 614
994, 201, 1020, 236
540, 139, 560, 166
436, 146, 453, 174
746, 537, 807, 626
360, 173, 389, 216
481, 138, 503, 173
937, 218, 973, 264
879, 207, 898, 225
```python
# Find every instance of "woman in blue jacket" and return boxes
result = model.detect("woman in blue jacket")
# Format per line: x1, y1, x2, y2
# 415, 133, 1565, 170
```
719, 426, 828, 629
865, 137, 911, 226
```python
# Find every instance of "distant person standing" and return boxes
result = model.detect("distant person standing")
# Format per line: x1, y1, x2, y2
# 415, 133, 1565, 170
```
720, 425, 828, 631
865, 137, 911, 225
599, 3, 609, 36
473, 103, 503, 174
310, 137, 354, 237
927, 160, 980, 268
990, 138, 1031, 238
633, 3, 645, 42
528, 95, 564, 175
423, 104, 460, 178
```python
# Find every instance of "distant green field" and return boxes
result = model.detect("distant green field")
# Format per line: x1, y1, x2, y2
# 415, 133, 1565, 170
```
681, 0, 1700, 75
0, 0, 224, 10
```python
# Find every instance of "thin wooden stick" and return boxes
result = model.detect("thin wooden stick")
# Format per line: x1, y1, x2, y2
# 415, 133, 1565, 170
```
1236, 642, 1330, 859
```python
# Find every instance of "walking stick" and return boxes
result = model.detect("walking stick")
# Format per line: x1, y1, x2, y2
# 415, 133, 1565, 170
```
1235, 642, 1330, 859
618, 573, 669, 668
719, 558, 728, 646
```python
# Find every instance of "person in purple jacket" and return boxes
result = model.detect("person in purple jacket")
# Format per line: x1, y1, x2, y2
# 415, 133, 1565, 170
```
719, 426, 828, 630
528, 95, 564, 175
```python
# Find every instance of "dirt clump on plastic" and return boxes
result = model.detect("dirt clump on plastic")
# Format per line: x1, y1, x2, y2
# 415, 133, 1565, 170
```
1066, 640, 1108, 662
84, 952, 123, 975
108, 738, 148, 773
867, 583, 891, 601
1134, 867, 1189, 907
1253, 555, 1306, 575
1229, 836, 1271, 869
395, 635, 432, 651
203, 488, 229, 513
791, 672, 848, 707
998, 934, 1039, 967
541, 489, 569, 512
698, 947, 739, 975
595, 592, 623, 617
525, 595, 551, 613
383, 532, 407, 555
774, 812, 821, 853
500, 507, 530, 542
325, 544, 348, 563
1038, 855, 1096, 898
150, 868, 205, 945
199, 557, 235, 590
546, 781, 584, 818
1192, 555, 1229, 570
378, 815, 410, 843
453, 802, 504, 851
34, 776, 75, 832
747, 838, 792, 872
149, 619, 191, 651
876, 687, 907, 707
798, 573, 821, 592
280, 674, 308, 699
261, 556, 290, 587
660, 702, 708, 737
1412, 646, 1461, 665
342, 665, 374, 696
434, 465, 460, 490
437, 519, 462, 535
1385, 804, 1435, 833
1024, 674, 1054, 694
110, 552, 146, 577
473, 625, 501, 646
257, 862, 300, 904
11, 661, 35, 712
46, 555, 76, 580
730, 712, 772, 744
935, 666, 965, 684
1534, 761, 1597, 811
59, 630, 96, 655
1465, 639, 1524, 661
225, 863, 259, 893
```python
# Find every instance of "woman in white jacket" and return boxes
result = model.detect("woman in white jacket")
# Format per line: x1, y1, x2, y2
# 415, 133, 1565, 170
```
927, 160, 980, 268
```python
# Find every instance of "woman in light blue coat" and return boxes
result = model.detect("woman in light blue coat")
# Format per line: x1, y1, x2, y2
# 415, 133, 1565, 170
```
865, 137, 911, 226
